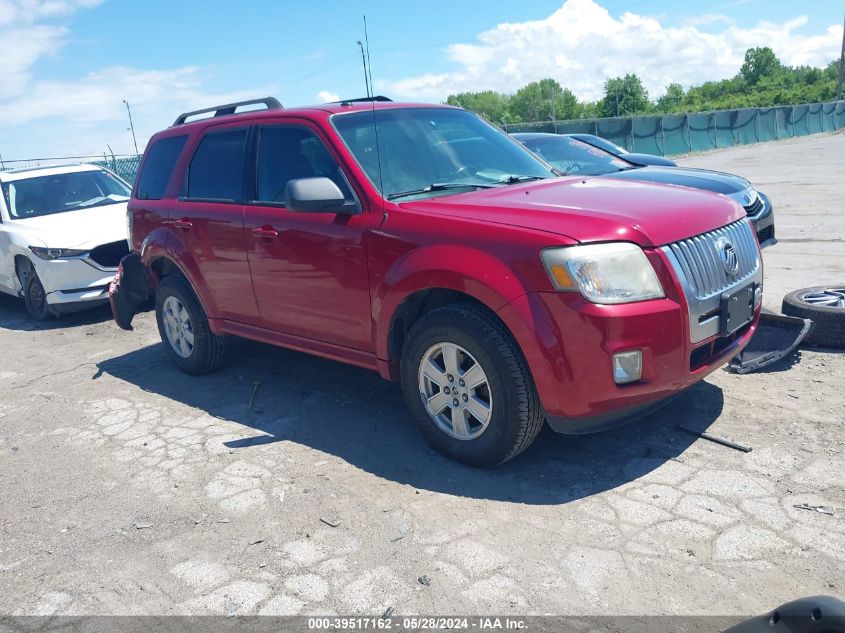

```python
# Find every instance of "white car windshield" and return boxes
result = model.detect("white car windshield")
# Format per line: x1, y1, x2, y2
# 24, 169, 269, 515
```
2, 170, 130, 219
332, 108, 555, 201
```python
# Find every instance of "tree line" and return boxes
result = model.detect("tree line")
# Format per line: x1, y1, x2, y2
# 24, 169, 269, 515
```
445, 47, 843, 125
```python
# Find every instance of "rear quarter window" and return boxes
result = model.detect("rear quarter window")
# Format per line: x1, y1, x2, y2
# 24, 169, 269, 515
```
136, 135, 188, 200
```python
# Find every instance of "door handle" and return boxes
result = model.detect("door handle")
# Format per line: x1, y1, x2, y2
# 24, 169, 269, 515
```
253, 226, 279, 240
173, 219, 193, 230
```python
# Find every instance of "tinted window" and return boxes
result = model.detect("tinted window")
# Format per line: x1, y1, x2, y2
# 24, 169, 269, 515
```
255, 126, 353, 204
136, 135, 187, 200
185, 129, 247, 201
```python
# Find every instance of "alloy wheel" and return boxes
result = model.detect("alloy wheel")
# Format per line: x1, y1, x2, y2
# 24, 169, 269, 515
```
800, 288, 845, 309
417, 342, 493, 440
162, 296, 195, 358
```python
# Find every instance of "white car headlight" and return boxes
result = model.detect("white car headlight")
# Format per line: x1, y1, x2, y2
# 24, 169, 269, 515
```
29, 247, 89, 260
541, 242, 664, 304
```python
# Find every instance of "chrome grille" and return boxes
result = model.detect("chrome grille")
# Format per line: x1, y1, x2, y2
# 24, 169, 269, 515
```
743, 197, 763, 216
666, 219, 759, 299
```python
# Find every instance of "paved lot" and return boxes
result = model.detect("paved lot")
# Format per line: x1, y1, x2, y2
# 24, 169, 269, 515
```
1, 133, 843, 617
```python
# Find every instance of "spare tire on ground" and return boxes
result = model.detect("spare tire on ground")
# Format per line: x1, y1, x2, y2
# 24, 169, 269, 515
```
781, 286, 845, 348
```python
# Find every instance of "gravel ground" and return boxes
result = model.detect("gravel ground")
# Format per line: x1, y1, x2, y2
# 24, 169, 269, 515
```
1, 133, 843, 618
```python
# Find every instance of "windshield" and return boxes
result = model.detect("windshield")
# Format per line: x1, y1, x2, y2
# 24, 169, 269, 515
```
2, 169, 130, 219
332, 108, 554, 201
574, 134, 629, 155
520, 136, 636, 176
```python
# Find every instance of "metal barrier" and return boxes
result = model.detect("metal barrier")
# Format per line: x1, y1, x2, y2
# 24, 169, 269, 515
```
503, 100, 845, 156
0, 155, 142, 185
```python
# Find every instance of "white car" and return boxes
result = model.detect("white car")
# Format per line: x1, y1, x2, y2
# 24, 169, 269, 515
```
0, 164, 131, 320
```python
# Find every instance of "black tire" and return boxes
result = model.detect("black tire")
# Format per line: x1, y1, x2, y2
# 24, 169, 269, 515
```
24, 270, 51, 320
400, 303, 544, 468
155, 275, 229, 374
781, 286, 845, 349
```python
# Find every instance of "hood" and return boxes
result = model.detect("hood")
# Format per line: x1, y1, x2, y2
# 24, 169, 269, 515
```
7, 202, 127, 250
601, 166, 750, 194
399, 177, 745, 247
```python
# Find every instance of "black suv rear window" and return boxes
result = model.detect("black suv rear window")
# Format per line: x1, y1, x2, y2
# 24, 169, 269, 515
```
184, 128, 247, 201
136, 135, 187, 200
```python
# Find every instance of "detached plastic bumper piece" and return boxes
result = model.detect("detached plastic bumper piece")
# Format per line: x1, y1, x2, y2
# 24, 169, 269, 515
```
729, 310, 812, 374
109, 252, 150, 331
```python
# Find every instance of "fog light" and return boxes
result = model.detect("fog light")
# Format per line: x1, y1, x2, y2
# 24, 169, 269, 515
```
754, 284, 763, 308
613, 350, 642, 384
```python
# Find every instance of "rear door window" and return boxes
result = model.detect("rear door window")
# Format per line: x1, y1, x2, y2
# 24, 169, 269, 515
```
184, 128, 248, 202
136, 135, 187, 200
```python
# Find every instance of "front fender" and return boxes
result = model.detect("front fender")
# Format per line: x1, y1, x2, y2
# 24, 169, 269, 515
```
373, 244, 531, 362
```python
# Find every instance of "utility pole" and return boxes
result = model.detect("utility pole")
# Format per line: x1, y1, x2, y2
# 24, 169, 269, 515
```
123, 100, 139, 154
0, 149, 4, 170
838, 12, 845, 101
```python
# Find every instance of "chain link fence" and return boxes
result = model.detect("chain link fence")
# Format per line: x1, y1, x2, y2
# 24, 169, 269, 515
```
504, 100, 845, 156
0, 154, 141, 184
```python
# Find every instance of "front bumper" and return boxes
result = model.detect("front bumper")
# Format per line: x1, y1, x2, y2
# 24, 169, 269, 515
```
33, 257, 117, 309
496, 234, 761, 434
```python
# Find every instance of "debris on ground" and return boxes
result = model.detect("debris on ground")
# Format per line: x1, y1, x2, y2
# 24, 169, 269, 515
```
248, 381, 261, 410
793, 504, 835, 515
382, 607, 395, 619
677, 426, 752, 453
133, 521, 153, 530
320, 517, 341, 528
418, 575, 431, 587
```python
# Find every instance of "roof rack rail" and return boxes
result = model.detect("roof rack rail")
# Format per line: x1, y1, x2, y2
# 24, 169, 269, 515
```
334, 96, 393, 104
172, 97, 282, 126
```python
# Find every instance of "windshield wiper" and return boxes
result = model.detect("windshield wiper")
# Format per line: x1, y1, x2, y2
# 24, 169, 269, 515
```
496, 175, 547, 184
387, 182, 496, 201
72, 196, 120, 209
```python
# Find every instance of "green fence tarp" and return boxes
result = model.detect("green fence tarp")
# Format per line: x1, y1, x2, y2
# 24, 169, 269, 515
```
632, 116, 662, 155
504, 99, 845, 157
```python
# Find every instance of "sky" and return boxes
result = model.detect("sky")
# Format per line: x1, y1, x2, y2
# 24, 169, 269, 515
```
0, 0, 842, 160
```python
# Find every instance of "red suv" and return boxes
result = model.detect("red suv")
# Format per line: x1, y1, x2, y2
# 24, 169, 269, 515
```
111, 97, 762, 467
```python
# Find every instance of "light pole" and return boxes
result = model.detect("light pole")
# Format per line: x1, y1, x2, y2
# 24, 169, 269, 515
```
837, 12, 845, 101
123, 100, 139, 154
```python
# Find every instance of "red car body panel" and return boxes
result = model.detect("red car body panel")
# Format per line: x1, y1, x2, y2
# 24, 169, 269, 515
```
121, 101, 761, 431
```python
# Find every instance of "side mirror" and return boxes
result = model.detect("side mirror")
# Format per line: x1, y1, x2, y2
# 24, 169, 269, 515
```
285, 177, 350, 214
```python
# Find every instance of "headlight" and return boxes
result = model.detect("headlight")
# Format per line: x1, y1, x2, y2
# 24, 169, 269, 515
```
541, 242, 664, 304
29, 247, 89, 260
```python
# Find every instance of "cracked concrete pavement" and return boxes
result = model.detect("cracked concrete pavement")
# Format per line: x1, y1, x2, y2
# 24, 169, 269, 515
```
0, 133, 843, 616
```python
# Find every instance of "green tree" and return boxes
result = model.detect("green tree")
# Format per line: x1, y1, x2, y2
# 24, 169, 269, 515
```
740, 47, 782, 85
445, 90, 509, 123
599, 74, 650, 117
509, 79, 582, 122
656, 83, 685, 113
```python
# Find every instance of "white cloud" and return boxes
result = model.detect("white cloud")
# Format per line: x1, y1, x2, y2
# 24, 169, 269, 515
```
0, 0, 277, 157
386, 0, 843, 101
0, 0, 103, 26
0, 66, 277, 155
317, 90, 340, 103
